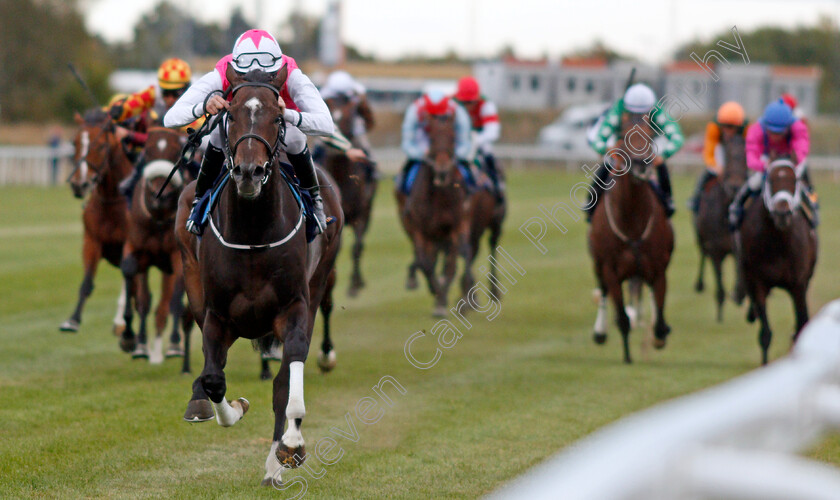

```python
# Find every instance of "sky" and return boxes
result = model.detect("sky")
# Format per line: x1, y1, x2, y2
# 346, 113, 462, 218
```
82, 0, 840, 63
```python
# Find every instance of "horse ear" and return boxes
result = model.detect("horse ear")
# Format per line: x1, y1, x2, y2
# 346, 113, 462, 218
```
272, 64, 289, 91
226, 62, 243, 88
74, 112, 83, 125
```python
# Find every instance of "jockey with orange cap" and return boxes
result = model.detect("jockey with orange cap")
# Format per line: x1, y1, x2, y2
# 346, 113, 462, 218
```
452, 76, 504, 202
114, 58, 203, 199
688, 101, 749, 213
397, 90, 475, 194
164, 29, 335, 236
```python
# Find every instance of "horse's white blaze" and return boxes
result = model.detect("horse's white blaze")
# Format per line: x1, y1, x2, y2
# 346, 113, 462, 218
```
113, 287, 126, 327
80, 130, 90, 180
264, 441, 284, 484
245, 97, 261, 124
149, 337, 163, 364
212, 398, 244, 427
594, 296, 608, 334
282, 361, 306, 448
157, 138, 167, 152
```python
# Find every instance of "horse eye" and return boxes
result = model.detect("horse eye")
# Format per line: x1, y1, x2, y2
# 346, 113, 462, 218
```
274, 116, 283, 124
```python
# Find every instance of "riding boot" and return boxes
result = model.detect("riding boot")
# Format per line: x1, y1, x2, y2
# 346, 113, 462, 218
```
585, 164, 609, 222
398, 159, 416, 194
458, 159, 478, 193
656, 163, 675, 218
689, 169, 716, 213
118, 155, 146, 201
483, 154, 505, 202
288, 146, 327, 234
185, 144, 226, 235
728, 183, 751, 232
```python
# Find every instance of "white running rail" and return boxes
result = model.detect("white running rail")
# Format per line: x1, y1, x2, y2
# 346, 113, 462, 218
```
0, 144, 74, 185
488, 299, 840, 500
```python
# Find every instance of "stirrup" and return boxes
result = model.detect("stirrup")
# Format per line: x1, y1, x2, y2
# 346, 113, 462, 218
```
185, 199, 203, 236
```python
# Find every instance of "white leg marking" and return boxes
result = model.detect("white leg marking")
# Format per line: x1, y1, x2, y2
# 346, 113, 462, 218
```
212, 398, 245, 427
282, 361, 306, 448
594, 297, 608, 334
264, 441, 284, 484
149, 336, 163, 364
113, 287, 127, 327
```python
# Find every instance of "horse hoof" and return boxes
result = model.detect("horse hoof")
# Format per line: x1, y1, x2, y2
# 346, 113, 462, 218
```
119, 337, 136, 353
276, 444, 306, 469
347, 286, 359, 298
317, 350, 337, 373
260, 369, 273, 381
183, 399, 214, 422
652, 338, 667, 350
695, 281, 704, 293
112, 323, 125, 337
260, 476, 280, 487
432, 306, 447, 318
593, 332, 607, 345
406, 276, 418, 290
231, 397, 250, 417
165, 345, 184, 358
131, 344, 149, 359
59, 319, 79, 333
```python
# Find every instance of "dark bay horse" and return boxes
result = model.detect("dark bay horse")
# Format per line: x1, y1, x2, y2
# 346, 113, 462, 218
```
460, 165, 506, 301
396, 112, 470, 317
322, 94, 378, 296
174, 66, 343, 485
120, 127, 190, 364
588, 113, 674, 364
693, 132, 748, 321
738, 158, 817, 365
60, 109, 133, 339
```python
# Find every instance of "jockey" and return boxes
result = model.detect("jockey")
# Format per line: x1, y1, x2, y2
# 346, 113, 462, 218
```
319, 70, 376, 154
113, 58, 203, 197
164, 29, 335, 236
397, 90, 474, 194
688, 101, 749, 213
585, 83, 684, 220
451, 76, 504, 202
728, 98, 817, 229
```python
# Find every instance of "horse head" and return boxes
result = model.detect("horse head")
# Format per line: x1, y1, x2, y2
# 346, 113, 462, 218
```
764, 158, 800, 231
223, 64, 289, 200
70, 109, 117, 199
425, 113, 458, 187
721, 129, 747, 193
140, 128, 185, 218
325, 94, 357, 141
616, 111, 657, 182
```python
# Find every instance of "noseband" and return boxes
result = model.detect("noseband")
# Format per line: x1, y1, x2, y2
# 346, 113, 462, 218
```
763, 159, 802, 214
218, 82, 287, 185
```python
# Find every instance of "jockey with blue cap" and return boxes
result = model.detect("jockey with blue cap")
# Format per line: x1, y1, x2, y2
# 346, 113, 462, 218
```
397, 90, 475, 194
728, 98, 817, 229
164, 29, 334, 236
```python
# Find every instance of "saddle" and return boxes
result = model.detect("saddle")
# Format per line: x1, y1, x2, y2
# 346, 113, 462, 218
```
197, 163, 333, 244
402, 162, 481, 194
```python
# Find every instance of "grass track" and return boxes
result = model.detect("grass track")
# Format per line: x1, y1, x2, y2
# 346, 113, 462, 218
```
1, 168, 838, 499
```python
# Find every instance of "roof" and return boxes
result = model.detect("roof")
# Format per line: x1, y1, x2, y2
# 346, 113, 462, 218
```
665, 61, 707, 73
771, 65, 822, 79
561, 57, 608, 69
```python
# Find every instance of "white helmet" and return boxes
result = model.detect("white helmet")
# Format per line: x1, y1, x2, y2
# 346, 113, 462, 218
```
231, 29, 284, 73
623, 83, 656, 113
321, 71, 361, 99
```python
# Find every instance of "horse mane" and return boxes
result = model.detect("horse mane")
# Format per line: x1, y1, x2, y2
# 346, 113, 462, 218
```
241, 69, 275, 84
83, 108, 108, 124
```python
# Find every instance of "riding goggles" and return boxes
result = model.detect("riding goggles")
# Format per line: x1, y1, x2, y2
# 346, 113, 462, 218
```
232, 52, 283, 70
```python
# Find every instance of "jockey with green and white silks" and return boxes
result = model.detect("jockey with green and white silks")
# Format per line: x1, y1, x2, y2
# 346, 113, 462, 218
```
585, 83, 684, 219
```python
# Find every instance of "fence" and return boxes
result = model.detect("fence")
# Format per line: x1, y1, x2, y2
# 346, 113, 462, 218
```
487, 299, 840, 500
0, 144, 75, 186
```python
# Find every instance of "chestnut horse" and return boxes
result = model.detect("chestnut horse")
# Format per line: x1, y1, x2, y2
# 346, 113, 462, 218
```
588, 113, 674, 363
693, 132, 748, 321
322, 93, 378, 296
174, 67, 343, 486
60, 109, 133, 339
396, 112, 470, 316
120, 127, 190, 364
738, 158, 817, 365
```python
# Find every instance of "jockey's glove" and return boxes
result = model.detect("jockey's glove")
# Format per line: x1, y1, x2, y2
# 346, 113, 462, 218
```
747, 172, 763, 191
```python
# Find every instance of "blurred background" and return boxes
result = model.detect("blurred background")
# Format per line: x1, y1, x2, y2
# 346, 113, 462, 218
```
3, 0, 840, 179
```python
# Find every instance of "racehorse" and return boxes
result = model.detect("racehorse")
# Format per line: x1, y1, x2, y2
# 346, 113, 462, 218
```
588, 112, 674, 364
737, 158, 817, 365
60, 109, 133, 342
396, 111, 470, 317
322, 93, 378, 296
120, 127, 190, 364
459, 163, 506, 301
174, 66, 343, 485
692, 132, 748, 321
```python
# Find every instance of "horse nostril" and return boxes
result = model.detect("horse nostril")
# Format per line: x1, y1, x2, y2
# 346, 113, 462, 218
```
232, 165, 242, 176
254, 165, 265, 178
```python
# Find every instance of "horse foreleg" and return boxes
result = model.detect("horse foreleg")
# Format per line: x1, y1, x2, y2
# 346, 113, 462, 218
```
712, 256, 726, 323
751, 284, 772, 365
148, 272, 174, 364
436, 239, 458, 318
199, 311, 247, 425
118, 251, 138, 353
651, 272, 671, 350
132, 270, 152, 361
60, 234, 101, 332
318, 269, 337, 373
348, 222, 368, 297
593, 291, 609, 345
694, 250, 706, 293
604, 272, 631, 364
790, 285, 810, 343
459, 234, 477, 304
167, 268, 186, 359
415, 236, 438, 299
112, 286, 127, 338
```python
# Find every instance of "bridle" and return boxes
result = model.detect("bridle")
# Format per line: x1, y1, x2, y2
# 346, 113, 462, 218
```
218, 82, 287, 186
763, 158, 802, 216
70, 119, 119, 196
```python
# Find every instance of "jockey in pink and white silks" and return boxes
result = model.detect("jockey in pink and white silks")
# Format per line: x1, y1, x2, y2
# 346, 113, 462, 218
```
164, 29, 334, 235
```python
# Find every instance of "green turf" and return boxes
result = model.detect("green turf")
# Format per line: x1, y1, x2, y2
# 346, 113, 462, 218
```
1, 168, 838, 499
